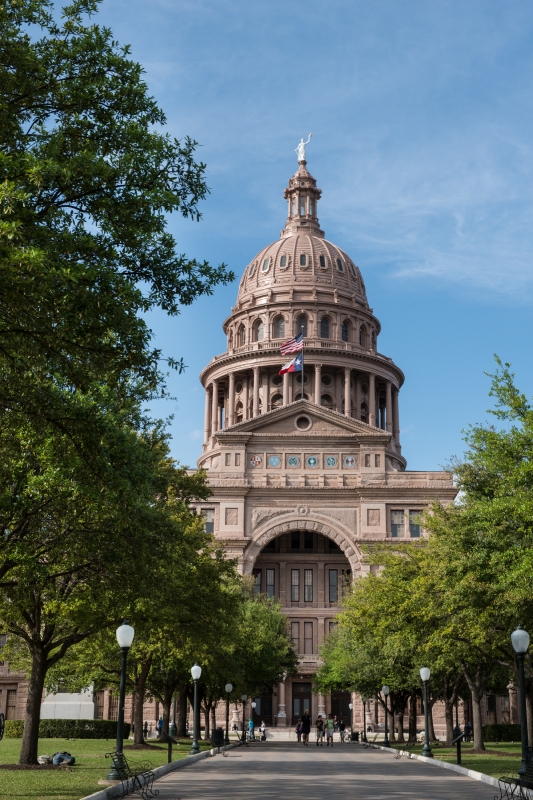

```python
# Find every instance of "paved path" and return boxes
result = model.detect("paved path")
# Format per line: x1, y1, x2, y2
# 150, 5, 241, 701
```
153, 742, 496, 800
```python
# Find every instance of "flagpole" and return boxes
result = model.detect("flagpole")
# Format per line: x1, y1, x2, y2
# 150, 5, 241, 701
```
300, 323, 304, 400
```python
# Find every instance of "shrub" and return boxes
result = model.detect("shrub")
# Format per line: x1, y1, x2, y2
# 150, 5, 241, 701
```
4, 720, 24, 738
4, 719, 131, 739
482, 723, 522, 742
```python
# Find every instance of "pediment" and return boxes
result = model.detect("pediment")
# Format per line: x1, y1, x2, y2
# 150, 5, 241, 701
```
217, 400, 390, 440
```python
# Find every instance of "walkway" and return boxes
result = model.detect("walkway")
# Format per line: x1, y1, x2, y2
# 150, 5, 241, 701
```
153, 742, 495, 800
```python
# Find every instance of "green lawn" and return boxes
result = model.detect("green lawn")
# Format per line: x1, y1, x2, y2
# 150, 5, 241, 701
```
0, 736, 219, 800
390, 740, 522, 779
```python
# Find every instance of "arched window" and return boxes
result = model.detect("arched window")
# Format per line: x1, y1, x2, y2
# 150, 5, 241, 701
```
321, 394, 333, 408
341, 320, 349, 342
294, 391, 309, 401
253, 319, 264, 342
336, 258, 344, 272
235, 401, 243, 423
360, 402, 368, 423
292, 197, 297, 216
274, 316, 285, 339
297, 315, 308, 337
359, 325, 367, 348
228, 330, 234, 350
300, 196, 305, 215
237, 324, 246, 347
299, 254, 307, 267
271, 393, 283, 410
320, 317, 330, 339
309, 198, 314, 215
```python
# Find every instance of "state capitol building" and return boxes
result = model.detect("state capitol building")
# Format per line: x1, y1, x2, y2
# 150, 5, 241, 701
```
193, 151, 457, 730
0, 150, 515, 735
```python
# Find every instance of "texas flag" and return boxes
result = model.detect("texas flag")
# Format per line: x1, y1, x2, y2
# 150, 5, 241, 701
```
279, 352, 303, 375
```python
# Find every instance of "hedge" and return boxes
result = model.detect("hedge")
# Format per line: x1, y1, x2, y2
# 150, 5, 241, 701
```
5, 719, 131, 739
482, 723, 522, 742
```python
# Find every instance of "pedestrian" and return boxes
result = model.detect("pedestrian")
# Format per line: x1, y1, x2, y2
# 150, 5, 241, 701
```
156, 716, 163, 737
339, 719, 346, 742
315, 714, 325, 747
260, 721, 266, 741
143, 721, 148, 739
301, 709, 311, 746
295, 721, 302, 743
248, 717, 254, 741
334, 715, 339, 732
325, 713, 335, 747
465, 721, 472, 743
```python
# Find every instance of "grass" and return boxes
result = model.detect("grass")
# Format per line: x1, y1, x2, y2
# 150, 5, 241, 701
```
0, 735, 218, 800
390, 740, 523, 779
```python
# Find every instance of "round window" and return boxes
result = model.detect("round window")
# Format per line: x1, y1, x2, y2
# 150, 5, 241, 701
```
235, 381, 243, 394
295, 416, 311, 431
272, 375, 283, 386
321, 375, 332, 386
361, 383, 368, 394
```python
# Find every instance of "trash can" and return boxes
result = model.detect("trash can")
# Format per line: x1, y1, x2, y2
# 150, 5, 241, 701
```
169, 721, 177, 737
351, 731, 359, 741
211, 727, 224, 747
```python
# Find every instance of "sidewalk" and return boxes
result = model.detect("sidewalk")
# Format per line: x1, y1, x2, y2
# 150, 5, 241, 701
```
151, 741, 495, 799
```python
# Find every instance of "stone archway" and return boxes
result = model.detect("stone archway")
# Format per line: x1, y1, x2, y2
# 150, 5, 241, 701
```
243, 513, 362, 576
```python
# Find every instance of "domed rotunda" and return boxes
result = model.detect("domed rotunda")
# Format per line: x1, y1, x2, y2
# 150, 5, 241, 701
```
200, 158, 404, 460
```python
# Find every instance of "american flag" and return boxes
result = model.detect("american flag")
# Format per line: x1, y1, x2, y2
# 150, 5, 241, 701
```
280, 332, 304, 355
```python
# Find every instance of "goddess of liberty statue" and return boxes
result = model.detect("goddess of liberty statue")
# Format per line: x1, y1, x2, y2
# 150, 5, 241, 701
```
295, 134, 312, 162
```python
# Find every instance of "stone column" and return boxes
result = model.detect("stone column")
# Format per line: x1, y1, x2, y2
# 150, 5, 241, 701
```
344, 367, 351, 417
211, 379, 219, 436
314, 363, 321, 405
336, 371, 342, 413
243, 376, 249, 421
263, 370, 270, 414
283, 372, 289, 406
204, 387, 211, 444
252, 367, 260, 418
288, 375, 293, 404
228, 373, 235, 428
277, 680, 287, 726
318, 692, 326, 717
356, 374, 362, 420
393, 387, 400, 443
369, 373, 376, 426
386, 380, 393, 433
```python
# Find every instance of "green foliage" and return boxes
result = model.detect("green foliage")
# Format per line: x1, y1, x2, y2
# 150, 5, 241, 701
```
5, 719, 131, 739
4, 720, 25, 738
482, 724, 522, 742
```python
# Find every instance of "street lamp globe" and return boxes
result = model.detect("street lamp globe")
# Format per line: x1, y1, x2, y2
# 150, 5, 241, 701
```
241, 694, 247, 702
348, 703, 353, 710
225, 683, 233, 694
251, 701, 256, 709
420, 667, 431, 682
382, 685, 390, 696
191, 663, 202, 681
512, 626, 530, 654
116, 621, 135, 648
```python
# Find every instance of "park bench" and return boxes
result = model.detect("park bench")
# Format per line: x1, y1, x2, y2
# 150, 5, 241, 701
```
105, 751, 158, 800
497, 747, 533, 800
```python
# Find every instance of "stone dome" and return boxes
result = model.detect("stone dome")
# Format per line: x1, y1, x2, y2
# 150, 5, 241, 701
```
236, 162, 368, 308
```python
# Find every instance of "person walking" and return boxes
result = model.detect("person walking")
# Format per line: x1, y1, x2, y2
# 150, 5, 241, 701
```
465, 721, 472, 743
295, 721, 302, 742
301, 709, 311, 746
315, 715, 325, 746
156, 717, 163, 738
325, 714, 335, 747
248, 717, 254, 741
339, 719, 346, 742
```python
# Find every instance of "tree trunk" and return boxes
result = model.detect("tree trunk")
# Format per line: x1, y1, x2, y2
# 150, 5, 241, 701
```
462, 661, 486, 752
408, 692, 417, 742
204, 705, 210, 739
211, 702, 217, 734
444, 699, 454, 746
19, 648, 48, 765
177, 685, 187, 737
133, 659, 152, 745
396, 707, 405, 742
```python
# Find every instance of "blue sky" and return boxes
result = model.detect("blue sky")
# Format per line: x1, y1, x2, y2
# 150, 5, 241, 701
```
98, 0, 533, 471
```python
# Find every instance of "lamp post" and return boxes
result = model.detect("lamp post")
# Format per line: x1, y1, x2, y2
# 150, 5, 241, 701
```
241, 694, 247, 743
362, 698, 367, 743
382, 685, 390, 748
189, 663, 202, 755
348, 702, 353, 742
224, 683, 233, 746
511, 626, 530, 776
420, 667, 433, 758
106, 620, 135, 780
